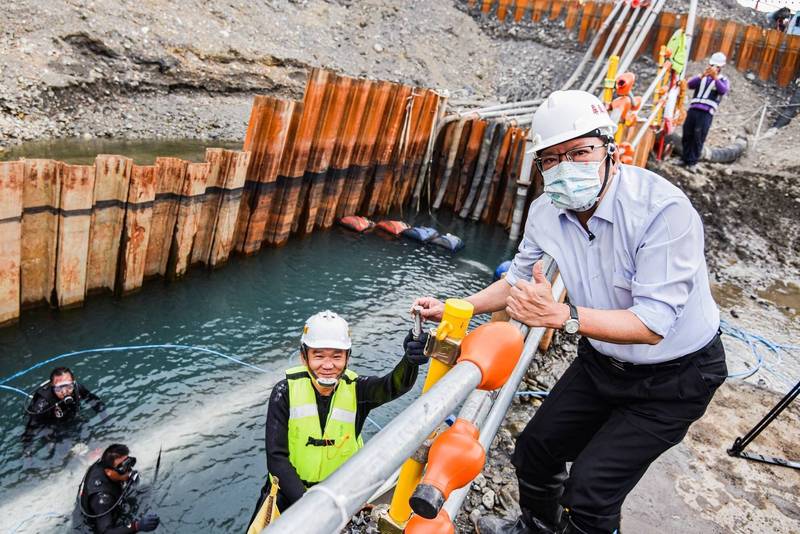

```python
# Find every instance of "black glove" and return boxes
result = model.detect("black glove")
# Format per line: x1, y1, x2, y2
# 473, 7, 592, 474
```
403, 329, 429, 366
135, 511, 160, 532
92, 401, 106, 413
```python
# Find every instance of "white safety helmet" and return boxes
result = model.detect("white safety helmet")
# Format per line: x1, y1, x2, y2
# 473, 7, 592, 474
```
709, 52, 727, 67
531, 90, 617, 155
301, 310, 352, 350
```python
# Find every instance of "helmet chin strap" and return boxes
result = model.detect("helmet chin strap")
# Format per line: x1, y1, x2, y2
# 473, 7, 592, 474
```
301, 344, 349, 388
589, 142, 615, 209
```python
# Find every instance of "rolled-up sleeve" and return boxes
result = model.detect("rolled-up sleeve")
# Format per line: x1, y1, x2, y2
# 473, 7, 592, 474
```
628, 198, 704, 337
505, 214, 543, 286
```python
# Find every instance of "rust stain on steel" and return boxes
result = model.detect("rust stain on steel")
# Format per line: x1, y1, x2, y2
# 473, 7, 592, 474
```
318, 78, 371, 229
266, 68, 329, 246
87, 155, 132, 294
455, 119, 487, 213
144, 157, 188, 277
338, 80, 393, 219
192, 148, 227, 265
497, 129, 527, 228
20, 159, 60, 307
117, 165, 156, 295
298, 74, 351, 234
237, 97, 294, 253
55, 163, 95, 309
208, 149, 250, 267
168, 161, 210, 279
369, 83, 411, 216
480, 126, 516, 223
0, 161, 24, 325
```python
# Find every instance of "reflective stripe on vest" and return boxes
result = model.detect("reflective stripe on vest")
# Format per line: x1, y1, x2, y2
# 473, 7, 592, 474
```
690, 76, 725, 113
283, 366, 363, 486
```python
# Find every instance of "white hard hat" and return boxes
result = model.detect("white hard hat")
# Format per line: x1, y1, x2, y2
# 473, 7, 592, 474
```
709, 52, 727, 67
531, 90, 617, 155
301, 310, 352, 350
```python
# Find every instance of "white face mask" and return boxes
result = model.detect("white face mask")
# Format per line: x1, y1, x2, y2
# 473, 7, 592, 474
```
542, 160, 605, 212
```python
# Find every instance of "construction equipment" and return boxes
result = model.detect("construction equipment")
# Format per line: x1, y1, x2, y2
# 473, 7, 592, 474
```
727, 380, 800, 470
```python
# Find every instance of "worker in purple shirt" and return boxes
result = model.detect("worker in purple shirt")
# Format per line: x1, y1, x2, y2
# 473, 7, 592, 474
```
681, 52, 730, 169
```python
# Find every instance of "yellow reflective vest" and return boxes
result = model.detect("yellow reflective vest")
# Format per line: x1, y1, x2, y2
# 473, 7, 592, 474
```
281, 366, 364, 486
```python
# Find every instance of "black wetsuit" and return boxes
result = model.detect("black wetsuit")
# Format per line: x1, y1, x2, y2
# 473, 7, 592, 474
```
250, 356, 419, 519
23, 384, 104, 443
79, 463, 137, 534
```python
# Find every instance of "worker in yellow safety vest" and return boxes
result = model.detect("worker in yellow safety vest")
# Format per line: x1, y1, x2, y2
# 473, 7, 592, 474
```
246, 310, 428, 531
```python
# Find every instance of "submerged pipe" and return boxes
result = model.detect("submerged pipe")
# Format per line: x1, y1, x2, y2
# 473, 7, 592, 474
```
580, 1, 632, 92
561, 0, 626, 91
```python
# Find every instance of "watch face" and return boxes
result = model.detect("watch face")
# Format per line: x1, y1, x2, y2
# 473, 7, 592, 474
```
565, 319, 579, 335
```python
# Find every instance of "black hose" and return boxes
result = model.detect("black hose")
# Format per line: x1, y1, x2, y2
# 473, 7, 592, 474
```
667, 132, 748, 163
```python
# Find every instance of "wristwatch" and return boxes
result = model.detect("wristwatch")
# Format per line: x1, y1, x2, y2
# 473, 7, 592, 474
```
563, 303, 580, 334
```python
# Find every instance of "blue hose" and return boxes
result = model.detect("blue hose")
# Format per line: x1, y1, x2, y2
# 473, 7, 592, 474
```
720, 319, 799, 380
0, 344, 268, 389
0, 384, 32, 398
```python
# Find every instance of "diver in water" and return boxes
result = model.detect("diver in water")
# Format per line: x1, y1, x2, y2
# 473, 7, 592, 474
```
25, 367, 106, 425
79, 443, 160, 533
246, 310, 428, 530
23, 367, 106, 444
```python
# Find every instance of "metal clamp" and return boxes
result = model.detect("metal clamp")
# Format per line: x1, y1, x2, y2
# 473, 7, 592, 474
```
423, 328, 461, 366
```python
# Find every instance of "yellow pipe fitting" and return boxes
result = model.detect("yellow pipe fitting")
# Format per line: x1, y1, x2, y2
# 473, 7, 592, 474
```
602, 55, 619, 105
387, 298, 474, 525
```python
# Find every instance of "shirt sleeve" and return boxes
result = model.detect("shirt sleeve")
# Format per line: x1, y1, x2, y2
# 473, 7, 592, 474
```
90, 493, 137, 534
505, 212, 544, 287
265, 380, 306, 506
687, 76, 701, 89
628, 197, 705, 338
354, 356, 419, 428
715, 77, 729, 95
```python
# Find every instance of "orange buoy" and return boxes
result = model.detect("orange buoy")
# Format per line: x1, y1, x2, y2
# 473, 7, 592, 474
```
409, 419, 485, 519
457, 322, 524, 390
338, 216, 375, 233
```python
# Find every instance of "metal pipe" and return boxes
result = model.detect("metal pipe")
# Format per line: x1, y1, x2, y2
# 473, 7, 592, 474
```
471, 124, 509, 221
580, 1, 632, 92
432, 117, 469, 210
263, 360, 484, 533
638, 63, 671, 108
617, 0, 667, 76
462, 106, 539, 120
444, 266, 564, 519
603, 4, 644, 77
460, 121, 500, 219
615, 0, 656, 74
561, 0, 626, 91
631, 97, 665, 148
459, 99, 543, 115
680, 0, 699, 81
508, 136, 535, 241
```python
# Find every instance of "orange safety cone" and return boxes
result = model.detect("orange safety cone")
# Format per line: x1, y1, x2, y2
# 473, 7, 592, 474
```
409, 419, 485, 519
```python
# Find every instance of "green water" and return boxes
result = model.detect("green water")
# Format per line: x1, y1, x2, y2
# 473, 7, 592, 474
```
0, 210, 516, 532
0, 138, 242, 165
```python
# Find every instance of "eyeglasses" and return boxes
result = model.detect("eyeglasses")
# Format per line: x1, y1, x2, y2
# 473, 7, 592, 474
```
52, 382, 75, 393
535, 144, 607, 172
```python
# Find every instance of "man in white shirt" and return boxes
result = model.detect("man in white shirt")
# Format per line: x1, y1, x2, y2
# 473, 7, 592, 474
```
413, 90, 727, 533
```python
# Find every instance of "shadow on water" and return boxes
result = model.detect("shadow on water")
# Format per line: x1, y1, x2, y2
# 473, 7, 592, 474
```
0, 138, 243, 165
0, 210, 517, 533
